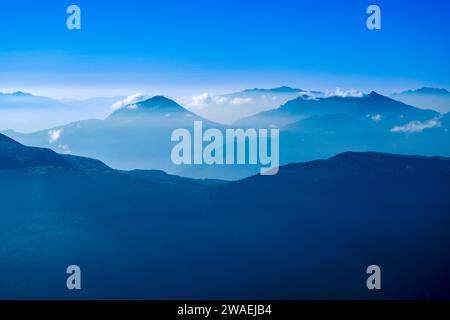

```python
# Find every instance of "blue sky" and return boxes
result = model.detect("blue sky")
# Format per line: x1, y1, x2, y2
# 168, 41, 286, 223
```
0, 0, 449, 98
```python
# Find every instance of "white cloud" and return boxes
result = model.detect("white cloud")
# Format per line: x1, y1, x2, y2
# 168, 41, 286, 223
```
371, 114, 382, 122
191, 92, 212, 108
188, 93, 229, 109
59, 144, 71, 154
230, 97, 253, 105
391, 118, 441, 133
111, 93, 147, 110
213, 96, 228, 104
328, 88, 364, 98
48, 129, 63, 144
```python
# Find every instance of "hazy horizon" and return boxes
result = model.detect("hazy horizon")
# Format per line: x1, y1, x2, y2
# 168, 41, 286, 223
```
1, 0, 450, 100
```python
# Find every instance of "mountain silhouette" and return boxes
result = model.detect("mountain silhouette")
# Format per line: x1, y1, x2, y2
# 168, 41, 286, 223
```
0, 91, 122, 132
242, 86, 304, 93
391, 87, 450, 113
0, 91, 73, 110
400, 87, 450, 96
236, 91, 438, 128
0, 133, 68, 169
3, 96, 224, 175
108, 95, 195, 120
232, 92, 449, 166
3, 92, 449, 180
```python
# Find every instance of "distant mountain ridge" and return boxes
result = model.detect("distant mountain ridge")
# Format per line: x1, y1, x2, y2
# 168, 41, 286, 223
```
189, 86, 310, 124
236, 91, 439, 128
242, 86, 305, 93
0, 91, 124, 133
0, 91, 34, 97
2, 96, 225, 176
4, 91, 450, 180
391, 87, 450, 113
400, 87, 450, 96
0, 91, 74, 109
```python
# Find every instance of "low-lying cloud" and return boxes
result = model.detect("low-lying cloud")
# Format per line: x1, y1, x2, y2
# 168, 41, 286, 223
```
391, 118, 441, 133
329, 88, 364, 98
112, 93, 148, 110
189, 92, 230, 109
371, 114, 382, 122
230, 97, 253, 105
48, 128, 63, 144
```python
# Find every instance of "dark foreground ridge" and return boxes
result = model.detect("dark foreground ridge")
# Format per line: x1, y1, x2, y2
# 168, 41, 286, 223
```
0, 134, 450, 299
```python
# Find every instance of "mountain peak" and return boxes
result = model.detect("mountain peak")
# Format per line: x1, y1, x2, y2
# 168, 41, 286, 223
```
365, 91, 394, 102
368, 91, 381, 97
139, 95, 180, 107
107, 95, 191, 120
114, 95, 184, 111
243, 86, 303, 93
13, 91, 32, 96
132, 95, 189, 113
0, 91, 33, 97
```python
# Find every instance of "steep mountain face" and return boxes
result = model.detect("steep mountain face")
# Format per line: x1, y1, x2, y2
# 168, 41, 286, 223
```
391, 87, 450, 113
3, 96, 224, 175
0, 138, 449, 299
0, 134, 68, 169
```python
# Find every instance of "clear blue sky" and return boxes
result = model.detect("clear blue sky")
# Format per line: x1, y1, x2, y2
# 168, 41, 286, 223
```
0, 0, 449, 98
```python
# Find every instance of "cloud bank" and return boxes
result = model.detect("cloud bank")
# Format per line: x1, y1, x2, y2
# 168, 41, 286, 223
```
112, 93, 148, 110
391, 118, 441, 133
328, 88, 364, 98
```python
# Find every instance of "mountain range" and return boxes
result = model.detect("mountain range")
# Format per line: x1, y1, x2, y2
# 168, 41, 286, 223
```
3, 96, 230, 177
4, 90, 449, 180
1, 133, 449, 299
236, 91, 439, 128
391, 87, 450, 114
0, 91, 124, 133
186, 86, 314, 124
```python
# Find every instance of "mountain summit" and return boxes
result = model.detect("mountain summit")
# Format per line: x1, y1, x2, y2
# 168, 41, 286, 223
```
243, 86, 304, 93
3, 96, 222, 174
236, 91, 438, 128
0, 91, 33, 97
108, 95, 195, 120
